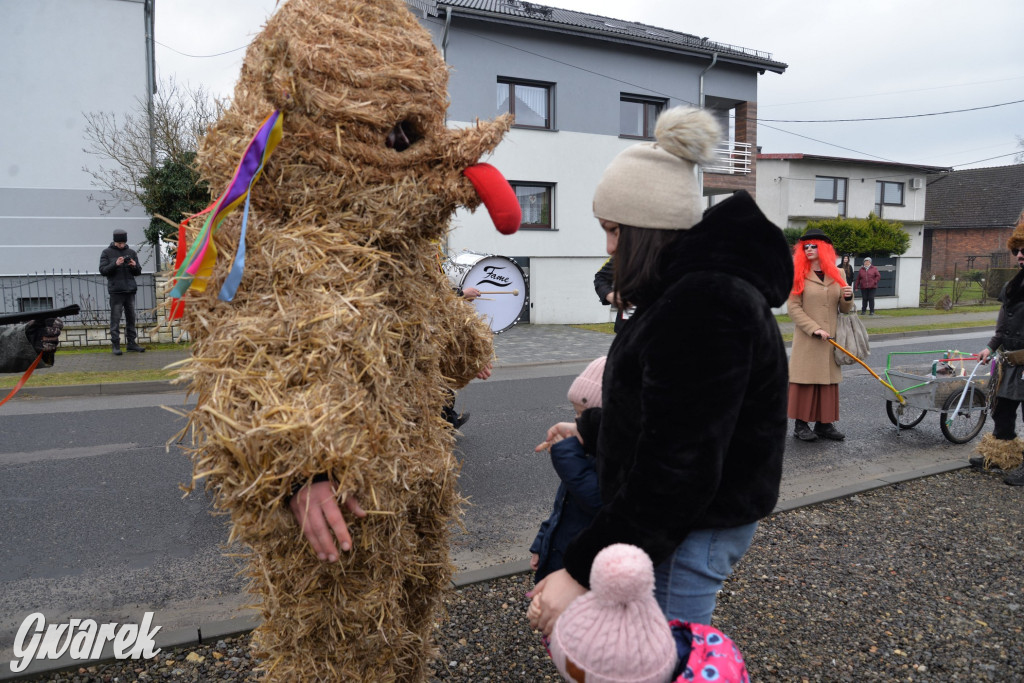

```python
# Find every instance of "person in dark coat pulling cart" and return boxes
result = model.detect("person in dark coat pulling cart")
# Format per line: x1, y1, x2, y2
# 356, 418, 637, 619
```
975, 210, 1024, 486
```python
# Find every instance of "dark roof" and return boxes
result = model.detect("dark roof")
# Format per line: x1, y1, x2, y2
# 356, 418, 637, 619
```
758, 153, 950, 174
406, 0, 787, 73
924, 165, 1024, 230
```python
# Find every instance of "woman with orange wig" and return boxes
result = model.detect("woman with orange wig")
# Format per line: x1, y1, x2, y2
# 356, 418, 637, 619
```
787, 229, 855, 441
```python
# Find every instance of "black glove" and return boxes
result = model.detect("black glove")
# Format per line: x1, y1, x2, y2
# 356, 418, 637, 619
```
27, 318, 63, 363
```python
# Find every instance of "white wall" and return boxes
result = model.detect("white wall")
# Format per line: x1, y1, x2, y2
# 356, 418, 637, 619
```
447, 125, 633, 324
756, 157, 929, 311
0, 0, 153, 275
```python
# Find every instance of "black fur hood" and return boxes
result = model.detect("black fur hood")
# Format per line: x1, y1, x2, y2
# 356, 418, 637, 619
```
663, 190, 793, 309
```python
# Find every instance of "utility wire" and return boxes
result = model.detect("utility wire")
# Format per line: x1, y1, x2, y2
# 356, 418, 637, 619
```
758, 99, 1024, 123
155, 39, 249, 59
157, 18, 1019, 167
762, 75, 1024, 107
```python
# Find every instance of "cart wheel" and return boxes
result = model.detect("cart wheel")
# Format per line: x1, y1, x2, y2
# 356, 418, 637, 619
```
939, 387, 988, 444
886, 400, 927, 429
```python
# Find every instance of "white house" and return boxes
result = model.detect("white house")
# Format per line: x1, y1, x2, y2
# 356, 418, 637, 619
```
756, 154, 950, 311
1, 0, 155, 314
407, 0, 785, 325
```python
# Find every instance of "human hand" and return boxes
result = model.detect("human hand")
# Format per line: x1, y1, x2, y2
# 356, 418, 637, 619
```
530, 553, 539, 571
289, 480, 367, 562
527, 569, 586, 636
476, 361, 493, 380
979, 348, 991, 363
813, 329, 831, 341
116, 256, 125, 265
842, 285, 853, 298
462, 286, 481, 301
535, 422, 580, 452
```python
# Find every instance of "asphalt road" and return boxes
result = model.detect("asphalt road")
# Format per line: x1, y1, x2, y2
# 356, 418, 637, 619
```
0, 330, 991, 663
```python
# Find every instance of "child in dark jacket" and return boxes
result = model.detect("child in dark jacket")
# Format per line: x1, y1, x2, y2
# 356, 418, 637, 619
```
530, 357, 605, 582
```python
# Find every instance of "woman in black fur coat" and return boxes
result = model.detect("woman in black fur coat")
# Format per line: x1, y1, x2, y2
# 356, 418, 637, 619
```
527, 107, 794, 635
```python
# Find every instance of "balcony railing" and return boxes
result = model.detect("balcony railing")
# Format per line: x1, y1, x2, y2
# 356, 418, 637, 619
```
705, 141, 752, 175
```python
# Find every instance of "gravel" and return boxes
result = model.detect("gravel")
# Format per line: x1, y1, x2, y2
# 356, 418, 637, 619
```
17, 468, 1024, 682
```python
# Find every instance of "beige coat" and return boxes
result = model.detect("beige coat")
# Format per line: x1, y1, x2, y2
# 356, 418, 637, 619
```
788, 273, 855, 384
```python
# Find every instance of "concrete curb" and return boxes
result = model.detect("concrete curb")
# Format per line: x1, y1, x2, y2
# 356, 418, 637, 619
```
2, 461, 975, 681
8, 325, 997, 400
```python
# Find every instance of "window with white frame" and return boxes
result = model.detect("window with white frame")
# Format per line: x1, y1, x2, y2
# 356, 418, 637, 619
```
619, 95, 665, 139
497, 79, 552, 129
874, 180, 904, 217
814, 176, 847, 217
510, 182, 554, 229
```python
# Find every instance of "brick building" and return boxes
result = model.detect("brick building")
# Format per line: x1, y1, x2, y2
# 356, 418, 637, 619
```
924, 165, 1024, 278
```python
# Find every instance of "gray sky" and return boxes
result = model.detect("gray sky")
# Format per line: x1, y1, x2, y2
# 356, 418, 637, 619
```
155, 0, 1024, 170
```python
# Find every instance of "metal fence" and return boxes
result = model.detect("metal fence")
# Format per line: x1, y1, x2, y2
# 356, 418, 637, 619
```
0, 270, 157, 325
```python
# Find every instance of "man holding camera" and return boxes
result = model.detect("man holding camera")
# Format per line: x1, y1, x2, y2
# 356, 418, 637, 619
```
99, 229, 145, 355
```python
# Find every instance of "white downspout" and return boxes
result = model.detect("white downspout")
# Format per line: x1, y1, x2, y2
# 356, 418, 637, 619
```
442, 5, 452, 62
697, 53, 718, 200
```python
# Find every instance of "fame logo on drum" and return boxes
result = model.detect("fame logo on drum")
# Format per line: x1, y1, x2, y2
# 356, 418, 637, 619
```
475, 265, 512, 287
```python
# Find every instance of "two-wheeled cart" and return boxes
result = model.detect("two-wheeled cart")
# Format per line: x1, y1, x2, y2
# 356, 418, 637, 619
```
882, 350, 990, 444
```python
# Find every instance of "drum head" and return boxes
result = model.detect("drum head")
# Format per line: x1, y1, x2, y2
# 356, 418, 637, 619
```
446, 254, 527, 333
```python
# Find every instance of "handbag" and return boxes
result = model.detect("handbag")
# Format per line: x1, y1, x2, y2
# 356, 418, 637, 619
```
834, 311, 870, 365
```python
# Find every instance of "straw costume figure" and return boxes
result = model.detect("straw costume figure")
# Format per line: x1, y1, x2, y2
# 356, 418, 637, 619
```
175, 0, 519, 679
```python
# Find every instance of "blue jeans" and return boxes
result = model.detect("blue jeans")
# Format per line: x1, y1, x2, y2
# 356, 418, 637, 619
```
653, 522, 759, 625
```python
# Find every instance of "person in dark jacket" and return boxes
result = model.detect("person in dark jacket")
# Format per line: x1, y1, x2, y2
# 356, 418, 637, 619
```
976, 209, 1024, 486
530, 356, 605, 582
594, 258, 635, 332
854, 256, 881, 315
528, 107, 792, 635
839, 254, 855, 287
98, 229, 145, 355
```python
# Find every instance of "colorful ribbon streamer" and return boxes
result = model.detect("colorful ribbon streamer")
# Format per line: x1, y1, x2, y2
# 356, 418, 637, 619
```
168, 110, 283, 301
167, 206, 212, 321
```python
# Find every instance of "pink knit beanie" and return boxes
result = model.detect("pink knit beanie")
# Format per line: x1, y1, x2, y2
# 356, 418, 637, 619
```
568, 356, 605, 410
549, 544, 677, 683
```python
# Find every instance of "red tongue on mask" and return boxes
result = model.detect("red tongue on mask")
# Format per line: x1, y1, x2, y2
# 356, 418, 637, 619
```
463, 163, 521, 235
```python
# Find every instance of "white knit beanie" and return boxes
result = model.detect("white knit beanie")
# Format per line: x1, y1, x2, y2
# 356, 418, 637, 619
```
592, 107, 721, 230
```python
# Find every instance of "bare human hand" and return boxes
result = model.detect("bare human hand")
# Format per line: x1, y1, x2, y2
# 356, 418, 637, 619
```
476, 361, 493, 380
535, 421, 580, 452
527, 569, 587, 636
289, 480, 366, 562
813, 329, 831, 341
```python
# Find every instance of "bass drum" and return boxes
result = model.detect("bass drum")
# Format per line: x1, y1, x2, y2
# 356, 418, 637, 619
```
444, 253, 528, 333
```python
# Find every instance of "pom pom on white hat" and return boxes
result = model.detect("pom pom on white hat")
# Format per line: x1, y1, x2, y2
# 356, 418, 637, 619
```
592, 107, 721, 230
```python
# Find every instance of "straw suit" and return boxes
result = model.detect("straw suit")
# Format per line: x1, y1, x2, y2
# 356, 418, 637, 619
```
788, 273, 854, 385
178, 0, 518, 680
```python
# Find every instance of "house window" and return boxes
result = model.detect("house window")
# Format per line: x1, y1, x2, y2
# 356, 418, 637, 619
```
619, 96, 665, 139
511, 182, 554, 229
814, 176, 847, 217
18, 297, 53, 312
497, 79, 552, 129
874, 180, 904, 217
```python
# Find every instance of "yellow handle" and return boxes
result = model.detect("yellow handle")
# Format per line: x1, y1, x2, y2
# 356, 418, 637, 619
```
827, 338, 905, 404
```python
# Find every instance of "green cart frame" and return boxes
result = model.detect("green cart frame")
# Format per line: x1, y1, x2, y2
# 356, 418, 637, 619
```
882, 350, 990, 444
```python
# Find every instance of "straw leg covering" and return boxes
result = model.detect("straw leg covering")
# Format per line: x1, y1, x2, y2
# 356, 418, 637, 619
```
974, 433, 1024, 471
176, 0, 511, 679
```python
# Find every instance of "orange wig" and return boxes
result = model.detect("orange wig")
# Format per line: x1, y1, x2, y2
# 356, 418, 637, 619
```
791, 240, 846, 296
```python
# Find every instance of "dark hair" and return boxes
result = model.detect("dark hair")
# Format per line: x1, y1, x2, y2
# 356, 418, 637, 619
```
613, 225, 679, 308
